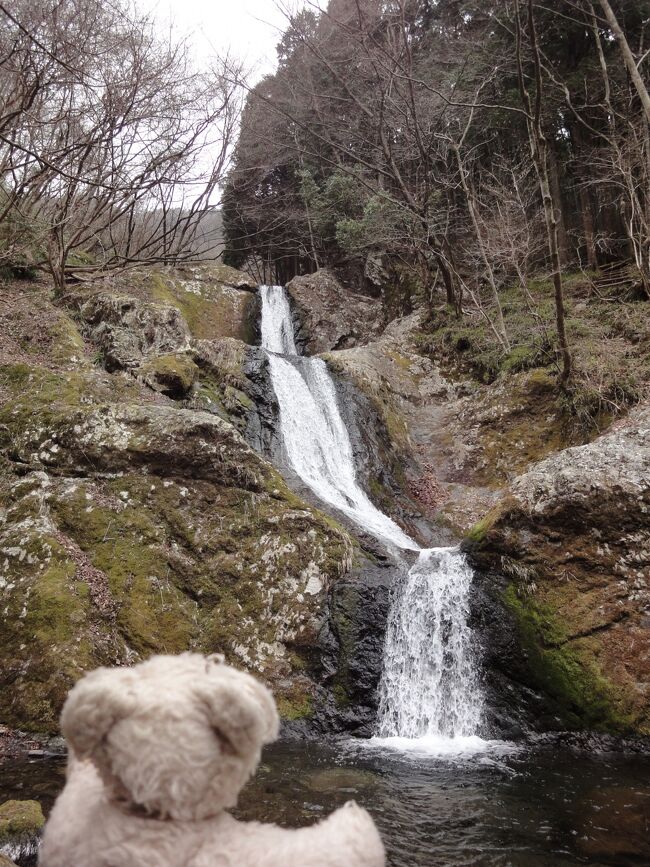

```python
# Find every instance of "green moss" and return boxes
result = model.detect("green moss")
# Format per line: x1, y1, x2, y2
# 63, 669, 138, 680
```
525, 368, 556, 394
329, 583, 360, 708
139, 353, 199, 397
148, 272, 256, 342
500, 344, 539, 374
67, 250, 95, 267
49, 315, 86, 366
276, 691, 314, 721
464, 503, 505, 545
0, 362, 143, 455
30, 559, 81, 643
52, 482, 196, 655
420, 270, 649, 433
386, 349, 414, 371
333, 682, 351, 709
503, 584, 637, 732
0, 527, 99, 731
0, 800, 45, 844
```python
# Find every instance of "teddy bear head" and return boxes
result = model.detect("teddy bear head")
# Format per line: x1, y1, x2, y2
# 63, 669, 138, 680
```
60, 653, 279, 821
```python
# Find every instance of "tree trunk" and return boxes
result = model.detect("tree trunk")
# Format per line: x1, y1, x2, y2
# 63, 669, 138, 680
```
570, 123, 599, 270
598, 0, 650, 123
515, 0, 572, 382
434, 251, 457, 310
547, 146, 571, 267
454, 145, 509, 348
578, 185, 598, 270
539, 151, 573, 382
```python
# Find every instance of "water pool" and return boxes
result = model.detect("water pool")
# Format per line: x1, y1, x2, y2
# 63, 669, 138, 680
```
4, 738, 648, 866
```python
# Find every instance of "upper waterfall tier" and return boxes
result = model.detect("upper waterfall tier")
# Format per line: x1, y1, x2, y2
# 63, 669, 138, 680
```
260, 286, 417, 551
260, 283, 298, 354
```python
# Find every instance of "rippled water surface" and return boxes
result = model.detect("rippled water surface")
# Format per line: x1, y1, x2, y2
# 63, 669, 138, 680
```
2, 739, 650, 866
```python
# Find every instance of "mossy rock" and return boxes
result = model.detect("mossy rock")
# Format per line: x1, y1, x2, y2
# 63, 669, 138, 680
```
502, 584, 639, 733
75, 291, 191, 371
0, 800, 45, 844
464, 502, 507, 546
147, 269, 258, 343
178, 263, 256, 290
0, 458, 352, 732
0, 272, 356, 736
276, 687, 314, 721
139, 353, 199, 398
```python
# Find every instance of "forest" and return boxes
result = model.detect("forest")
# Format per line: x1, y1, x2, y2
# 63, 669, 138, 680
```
224, 0, 649, 400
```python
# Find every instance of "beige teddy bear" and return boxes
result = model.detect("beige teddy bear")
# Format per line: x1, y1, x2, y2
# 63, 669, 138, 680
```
39, 653, 386, 867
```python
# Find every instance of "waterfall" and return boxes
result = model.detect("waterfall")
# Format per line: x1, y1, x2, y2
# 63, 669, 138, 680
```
260, 285, 483, 747
377, 549, 483, 740
260, 285, 416, 551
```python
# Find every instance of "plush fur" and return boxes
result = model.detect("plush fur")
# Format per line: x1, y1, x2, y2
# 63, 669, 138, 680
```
39, 653, 385, 867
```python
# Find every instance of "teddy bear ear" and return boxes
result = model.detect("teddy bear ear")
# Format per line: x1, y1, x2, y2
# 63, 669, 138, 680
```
60, 666, 136, 760
197, 662, 279, 756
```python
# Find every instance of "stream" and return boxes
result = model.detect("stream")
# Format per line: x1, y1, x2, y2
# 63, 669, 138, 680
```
2, 742, 650, 866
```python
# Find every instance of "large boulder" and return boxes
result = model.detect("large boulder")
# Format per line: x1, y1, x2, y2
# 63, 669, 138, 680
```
78, 293, 191, 371
467, 404, 650, 735
287, 270, 383, 354
0, 366, 267, 489
72, 264, 259, 354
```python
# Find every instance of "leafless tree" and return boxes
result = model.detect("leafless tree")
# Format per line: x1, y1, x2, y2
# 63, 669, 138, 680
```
0, 0, 241, 291
514, 0, 572, 381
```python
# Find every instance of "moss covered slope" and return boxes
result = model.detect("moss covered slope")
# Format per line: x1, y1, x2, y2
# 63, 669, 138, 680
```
0, 271, 352, 733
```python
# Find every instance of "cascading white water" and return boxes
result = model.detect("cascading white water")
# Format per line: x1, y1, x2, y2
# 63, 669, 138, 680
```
377, 548, 483, 739
260, 284, 484, 748
261, 285, 416, 551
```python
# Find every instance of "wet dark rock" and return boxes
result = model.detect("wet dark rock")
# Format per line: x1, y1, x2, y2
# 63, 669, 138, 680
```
468, 565, 586, 738
242, 348, 281, 457
286, 547, 402, 738
321, 556, 397, 736
525, 729, 650, 754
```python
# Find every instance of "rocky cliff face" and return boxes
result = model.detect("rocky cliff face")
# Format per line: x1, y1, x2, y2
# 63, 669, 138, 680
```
467, 407, 650, 735
0, 266, 352, 732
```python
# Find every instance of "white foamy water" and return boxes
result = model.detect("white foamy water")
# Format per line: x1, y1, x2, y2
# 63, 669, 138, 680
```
260, 285, 485, 747
260, 285, 417, 551
377, 548, 484, 739
365, 735, 515, 758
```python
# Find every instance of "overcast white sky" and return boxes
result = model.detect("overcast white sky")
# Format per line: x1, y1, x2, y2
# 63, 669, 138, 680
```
142, 0, 316, 80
